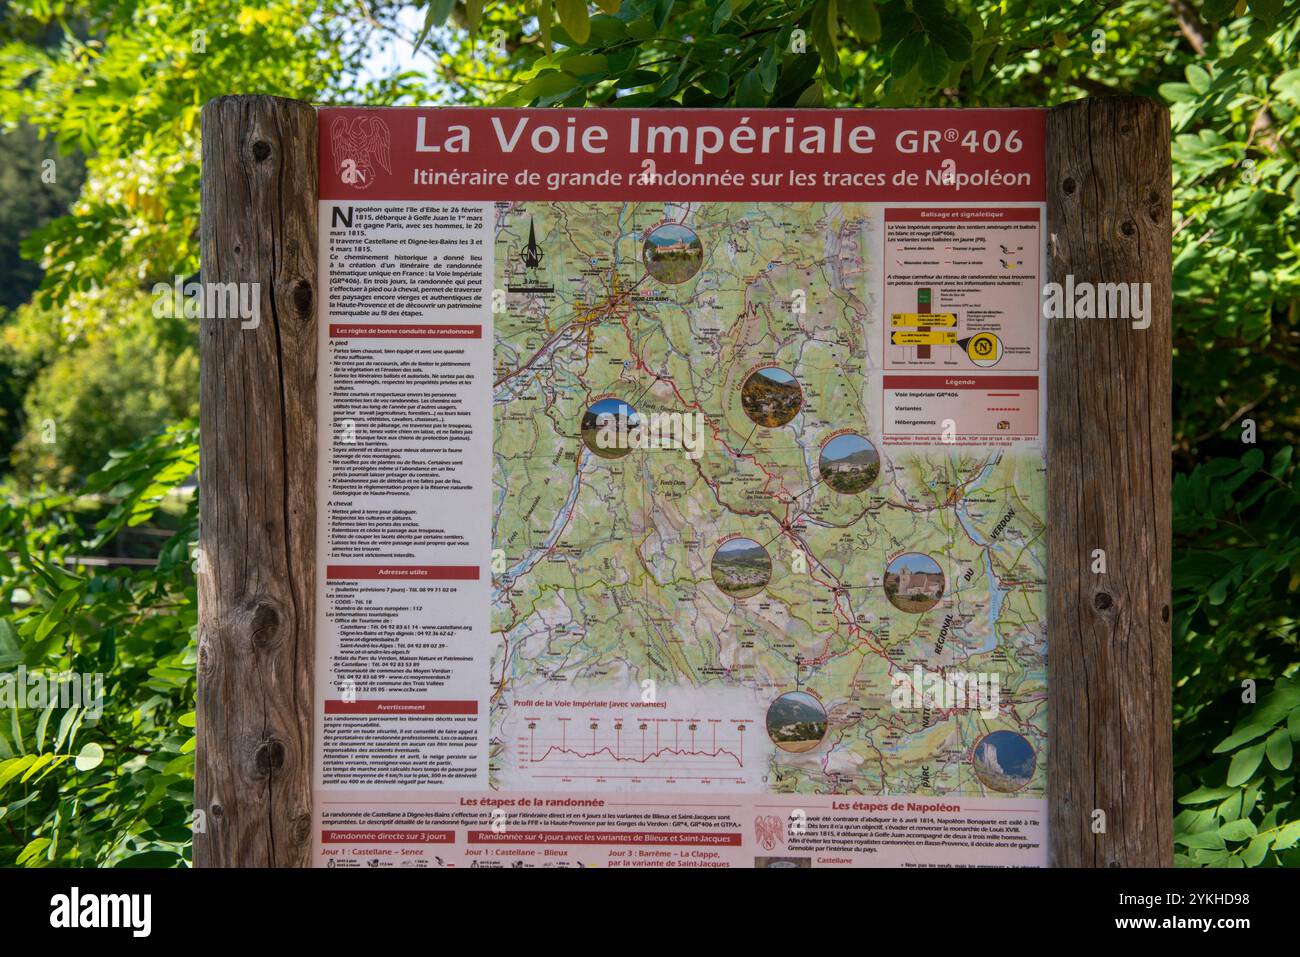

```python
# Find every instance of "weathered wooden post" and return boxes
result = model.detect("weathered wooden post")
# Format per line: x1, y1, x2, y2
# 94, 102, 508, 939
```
1045, 97, 1173, 866
196, 95, 318, 867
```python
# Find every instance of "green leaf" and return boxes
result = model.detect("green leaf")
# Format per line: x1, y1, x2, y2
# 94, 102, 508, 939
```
540, 0, 554, 52
163, 753, 194, 776
413, 0, 457, 53
497, 71, 580, 107
1177, 829, 1226, 849
74, 741, 104, 772
842, 0, 881, 42
736, 69, 766, 107
55, 707, 82, 753
1272, 820, 1300, 850
699, 70, 730, 98
758, 46, 779, 93
1201, 0, 1238, 20
794, 83, 825, 107
1177, 784, 1239, 805
810, 0, 840, 73
556, 0, 592, 44
1241, 834, 1272, 866
0, 755, 37, 790
17, 838, 51, 867
19, 753, 55, 783
1213, 721, 1274, 753
560, 54, 609, 77
1265, 727, 1293, 770
35, 585, 83, 643
1218, 818, 1257, 841
465, 0, 485, 32
891, 31, 926, 78
35, 701, 55, 753
970, 39, 995, 82
1226, 742, 1266, 786
927, 17, 973, 62
711, 0, 733, 31
918, 37, 949, 85
1248, 0, 1283, 25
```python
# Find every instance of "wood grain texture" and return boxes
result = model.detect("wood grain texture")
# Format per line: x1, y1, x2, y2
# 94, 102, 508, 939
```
1046, 98, 1173, 867
196, 96, 317, 867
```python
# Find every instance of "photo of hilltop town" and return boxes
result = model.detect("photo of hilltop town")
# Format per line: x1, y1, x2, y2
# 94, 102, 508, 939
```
765, 691, 829, 753
710, 537, 772, 599
818, 433, 881, 494
883, 552, 946, 613
642, 222, 703, 284
740, 367, 803, 428
580, 398, 640, 460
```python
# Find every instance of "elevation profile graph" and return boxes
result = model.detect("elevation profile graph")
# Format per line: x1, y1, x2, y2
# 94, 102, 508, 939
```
495, 692, 767, 792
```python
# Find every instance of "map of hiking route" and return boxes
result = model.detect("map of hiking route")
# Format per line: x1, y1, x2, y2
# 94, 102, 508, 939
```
489, 200, 1047, 799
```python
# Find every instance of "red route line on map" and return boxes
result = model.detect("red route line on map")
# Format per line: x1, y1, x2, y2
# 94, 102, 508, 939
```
494, 249, 1033, 745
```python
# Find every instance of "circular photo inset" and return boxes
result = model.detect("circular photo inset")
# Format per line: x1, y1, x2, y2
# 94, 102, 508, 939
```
740, 367, 803, 428
883, 552, 945, 613
765, 691, 828, 753
971, 730, 1036, 792
818, 433, 881, 495
581, 398, 641, 460
642, 223, 703, 284
710, 537, 772, 599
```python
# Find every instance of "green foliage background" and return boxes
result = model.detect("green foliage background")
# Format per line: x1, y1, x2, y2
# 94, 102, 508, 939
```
0, 0, 1296, 867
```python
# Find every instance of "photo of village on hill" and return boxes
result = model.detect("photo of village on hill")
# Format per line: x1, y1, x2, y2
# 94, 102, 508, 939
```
818, 433, 881, 494
765, 690, 829, 753
972, 730, 1037, 793
883, 552, 946, 613
710, 537, 772, 599
642, 222, 704, 284
740, 367, 803, 428
580, 398, 641, 460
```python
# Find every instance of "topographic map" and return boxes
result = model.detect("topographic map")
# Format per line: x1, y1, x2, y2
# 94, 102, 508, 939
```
489, 201, 1046, 799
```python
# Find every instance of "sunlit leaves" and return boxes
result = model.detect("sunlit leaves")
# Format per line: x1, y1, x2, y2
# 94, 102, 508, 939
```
557, 0, 593, 43
1175, 677, 1300, 867
0, 420, 198, 866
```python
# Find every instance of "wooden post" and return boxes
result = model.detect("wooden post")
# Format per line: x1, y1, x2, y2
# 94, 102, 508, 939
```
196, 95, 318, 867
1046, 97, 1173, 866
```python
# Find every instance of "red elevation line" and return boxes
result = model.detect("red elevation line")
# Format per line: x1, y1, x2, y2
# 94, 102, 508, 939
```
530, 745, 744, 768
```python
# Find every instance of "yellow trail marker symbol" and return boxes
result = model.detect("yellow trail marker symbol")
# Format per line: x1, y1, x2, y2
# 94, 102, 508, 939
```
892, 330, 957, 346
891, 312, 958, 327
965, 332, 1003, 366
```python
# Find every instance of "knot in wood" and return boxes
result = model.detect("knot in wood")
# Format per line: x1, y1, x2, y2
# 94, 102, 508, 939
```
255, 737, 286, 775
247, 599, 281, 649
251, 140, 272, 162
292, 279, 313, 317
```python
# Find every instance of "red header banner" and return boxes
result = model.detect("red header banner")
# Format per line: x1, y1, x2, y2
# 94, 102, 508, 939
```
319, 107, 1045, 203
